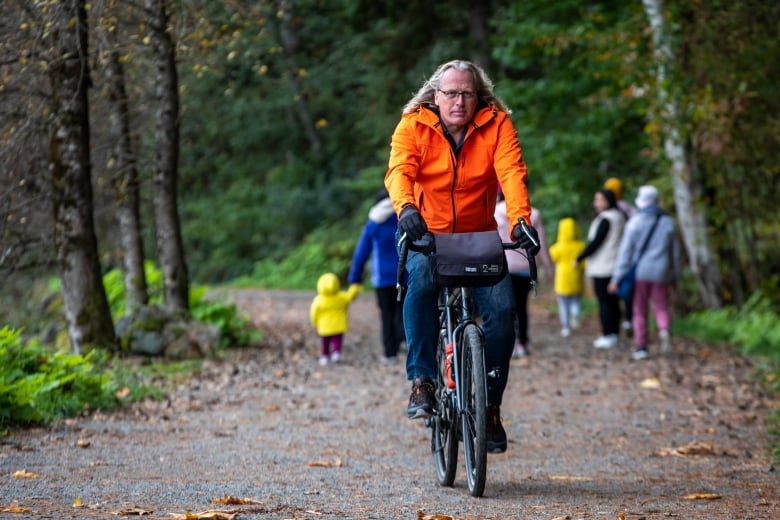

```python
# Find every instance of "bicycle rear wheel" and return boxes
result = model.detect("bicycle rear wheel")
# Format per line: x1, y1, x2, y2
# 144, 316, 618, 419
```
460, 323, 487, 497
432, 334, 458, 486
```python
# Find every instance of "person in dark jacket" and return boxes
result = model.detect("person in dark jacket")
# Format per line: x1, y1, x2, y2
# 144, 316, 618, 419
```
348, 190, 405, 363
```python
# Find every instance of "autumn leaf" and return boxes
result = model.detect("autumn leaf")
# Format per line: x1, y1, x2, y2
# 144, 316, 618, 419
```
684, 492, 722, 500
675, 441, 714, 455
639, 377, 661, 389
653, 440, 714, 457
72, 496, 82, 507
12, 470, 38, 479
76, 439, 91, 448
168, 510, 239, 520
211, 495, 263, 505
418, 512, 458, 520
0, 504, 31, 513
306, 457, 342, 467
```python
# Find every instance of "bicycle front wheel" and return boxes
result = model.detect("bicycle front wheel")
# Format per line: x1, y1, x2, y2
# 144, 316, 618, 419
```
460, 323, 487, 497
432, 334, 458, 486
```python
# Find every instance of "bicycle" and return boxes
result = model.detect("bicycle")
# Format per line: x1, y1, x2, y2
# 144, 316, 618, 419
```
396, 220, 538, 497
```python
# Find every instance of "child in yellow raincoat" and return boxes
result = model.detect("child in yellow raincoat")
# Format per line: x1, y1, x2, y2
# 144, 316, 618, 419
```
310, 273, 361, 365
549, 217, 586, 338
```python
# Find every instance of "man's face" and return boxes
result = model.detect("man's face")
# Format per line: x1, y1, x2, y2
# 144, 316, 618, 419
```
434, 68, 478, 131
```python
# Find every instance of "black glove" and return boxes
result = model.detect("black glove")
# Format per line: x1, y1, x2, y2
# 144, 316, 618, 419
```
512, 222, 541, 256
398, 206, 428, 242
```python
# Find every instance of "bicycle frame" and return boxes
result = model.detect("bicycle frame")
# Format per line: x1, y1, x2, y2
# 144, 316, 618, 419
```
438, 287, 486, 413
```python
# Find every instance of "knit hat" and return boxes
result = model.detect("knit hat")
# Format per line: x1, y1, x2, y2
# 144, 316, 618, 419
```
635, 185, 659, 209
603, 177, 624, 199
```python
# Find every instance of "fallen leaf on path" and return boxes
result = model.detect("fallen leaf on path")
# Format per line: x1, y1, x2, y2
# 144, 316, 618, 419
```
549, 475, 592, 481
418, 512, 459, 520
653, 440, 714, 457
113, 507, 154, 516
684, 492, 722, 500
551, 516, 571, 520
72, 496, 82, 507
12, 470, 38, 479
639, 377, 661, 389
168, 510, 239, 520
211, 495, 263, 505
0, 504, 30, 513
306, 457, 342, 467
116, 387, 131, 399
676, 440, 714, 455
76, 438, 91, 448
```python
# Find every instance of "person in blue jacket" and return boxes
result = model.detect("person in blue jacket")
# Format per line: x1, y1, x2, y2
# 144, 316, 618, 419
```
348, 189, 406, 363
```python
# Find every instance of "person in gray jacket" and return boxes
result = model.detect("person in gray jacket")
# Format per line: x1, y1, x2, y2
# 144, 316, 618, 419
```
609, 185, 680, 360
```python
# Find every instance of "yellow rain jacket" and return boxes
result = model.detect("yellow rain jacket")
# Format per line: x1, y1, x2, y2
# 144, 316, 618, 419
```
549, 218, 586, 296
309, 273, 361, 336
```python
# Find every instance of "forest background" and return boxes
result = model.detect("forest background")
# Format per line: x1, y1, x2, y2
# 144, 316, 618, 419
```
0, 1, 778, 431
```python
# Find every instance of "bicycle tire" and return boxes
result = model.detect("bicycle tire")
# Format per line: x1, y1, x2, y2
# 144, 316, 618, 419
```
432, 333, 458, 486
460, 323, 487, 497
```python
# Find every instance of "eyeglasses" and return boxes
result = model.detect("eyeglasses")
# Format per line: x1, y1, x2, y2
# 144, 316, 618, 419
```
437, 89, 477, 100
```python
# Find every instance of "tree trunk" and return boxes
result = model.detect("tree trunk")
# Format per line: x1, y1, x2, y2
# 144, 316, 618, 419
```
103, 27, 149, 315
48, 0, 118, 352
146, 0, 189, 312
468, 0, 490, 68
641, 0, 723, 308
277, 0, 323, 158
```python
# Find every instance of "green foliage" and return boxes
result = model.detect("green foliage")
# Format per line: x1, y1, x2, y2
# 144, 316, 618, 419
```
0, 327, 119, 431
236, 220, 361, 290
110, 358, 202, 403
676, 291, 780, 361
102, 263, 261, 349
103, 261, 164, 317
492, 0, 656, 227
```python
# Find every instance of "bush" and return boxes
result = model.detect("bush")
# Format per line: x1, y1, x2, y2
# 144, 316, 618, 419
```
103, 262, 262, 349
0, 327, 119, 432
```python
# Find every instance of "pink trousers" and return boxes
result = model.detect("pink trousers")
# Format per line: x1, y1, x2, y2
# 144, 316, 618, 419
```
632, 280, 672, 348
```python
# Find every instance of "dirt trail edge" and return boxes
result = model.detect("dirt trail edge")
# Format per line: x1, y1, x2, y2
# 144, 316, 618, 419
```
2, 289, 778, 519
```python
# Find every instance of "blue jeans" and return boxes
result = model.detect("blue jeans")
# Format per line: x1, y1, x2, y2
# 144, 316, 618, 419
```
403, 247, 516, 406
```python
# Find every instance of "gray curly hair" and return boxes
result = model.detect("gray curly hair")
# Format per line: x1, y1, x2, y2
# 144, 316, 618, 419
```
402, 59, 510, 115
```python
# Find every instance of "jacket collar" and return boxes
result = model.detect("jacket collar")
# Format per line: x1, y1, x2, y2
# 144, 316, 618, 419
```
415, 102, 498, 132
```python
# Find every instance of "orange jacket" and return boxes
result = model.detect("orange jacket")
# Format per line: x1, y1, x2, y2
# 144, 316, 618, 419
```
385, 103, 531, 234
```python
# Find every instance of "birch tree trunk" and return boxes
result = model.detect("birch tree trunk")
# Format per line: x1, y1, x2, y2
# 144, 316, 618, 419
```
102, 24, 149, 314
48, 0, 118, 352
641, 0, 723, 308
146, 0, 189, 312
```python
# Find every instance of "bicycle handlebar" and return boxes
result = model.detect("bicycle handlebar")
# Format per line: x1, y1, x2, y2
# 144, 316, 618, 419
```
515, 219, 538, 296
396, 225, 539, 301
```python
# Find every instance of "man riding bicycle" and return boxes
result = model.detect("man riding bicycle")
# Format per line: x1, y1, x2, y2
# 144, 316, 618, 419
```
385, 59, 540, 454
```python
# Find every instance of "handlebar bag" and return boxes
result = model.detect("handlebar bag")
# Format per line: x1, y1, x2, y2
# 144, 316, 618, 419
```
434, 231, 507, 287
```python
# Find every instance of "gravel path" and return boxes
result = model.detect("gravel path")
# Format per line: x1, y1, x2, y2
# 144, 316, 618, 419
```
1, 288, 778, 519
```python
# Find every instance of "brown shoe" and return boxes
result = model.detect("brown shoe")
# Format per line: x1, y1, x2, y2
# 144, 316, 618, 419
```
407, 376, 435, 419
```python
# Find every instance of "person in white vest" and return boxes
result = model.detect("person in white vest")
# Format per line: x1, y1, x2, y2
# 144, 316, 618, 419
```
575, 188, 625, 349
